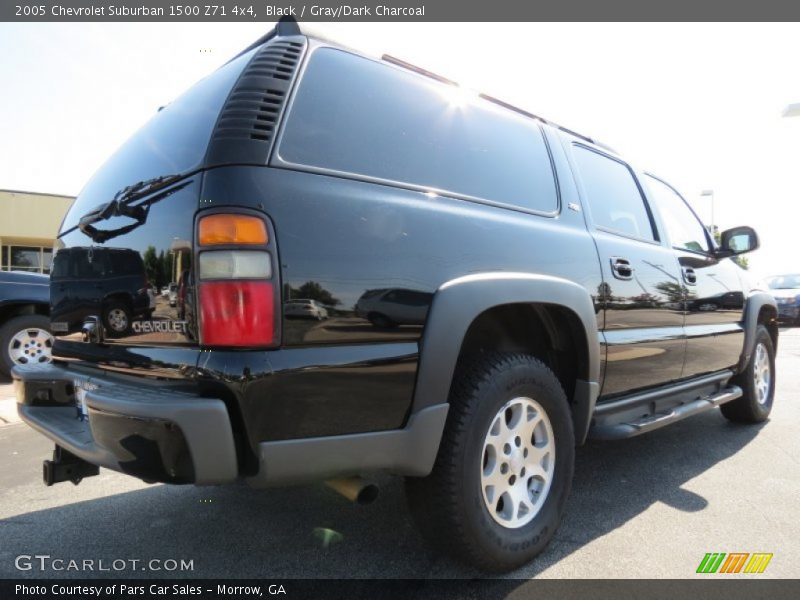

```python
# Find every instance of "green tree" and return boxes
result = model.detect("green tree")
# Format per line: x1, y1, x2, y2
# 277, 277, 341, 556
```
655, 280, 692, 303
157, 250, 170, 288
288, 281, 341, 306
142, 246, 161, 287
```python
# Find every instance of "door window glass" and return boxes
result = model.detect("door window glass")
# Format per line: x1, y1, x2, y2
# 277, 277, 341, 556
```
573, 146, 656, 241
644, 175, 710, 253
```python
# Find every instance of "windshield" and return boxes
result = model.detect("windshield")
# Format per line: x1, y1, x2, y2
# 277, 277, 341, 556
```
60, 48, 256, 234
767, 274, 800, 289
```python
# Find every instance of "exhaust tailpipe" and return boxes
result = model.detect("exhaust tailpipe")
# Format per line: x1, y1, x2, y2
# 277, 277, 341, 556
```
325, 476, 379, 505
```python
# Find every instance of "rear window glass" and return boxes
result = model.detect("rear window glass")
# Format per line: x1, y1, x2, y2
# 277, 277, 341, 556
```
277, 48, 559, 213
60, 48, 255, 234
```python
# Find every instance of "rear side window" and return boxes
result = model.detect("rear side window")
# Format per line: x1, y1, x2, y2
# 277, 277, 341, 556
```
108, 251, 144, 276
51, 249, 104, 279
277, 48, 559, 213
573, 146, 656, 242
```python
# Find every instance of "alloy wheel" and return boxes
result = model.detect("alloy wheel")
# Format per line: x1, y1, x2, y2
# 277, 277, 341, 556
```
107, 308, 129, 332
753, 342, 771, 405
480, 396, 556, 528
8, 327, 53, 366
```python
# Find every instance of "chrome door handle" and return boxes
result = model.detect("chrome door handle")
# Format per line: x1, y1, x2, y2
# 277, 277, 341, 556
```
610, 257, 634, 280
682, 266, 697, 285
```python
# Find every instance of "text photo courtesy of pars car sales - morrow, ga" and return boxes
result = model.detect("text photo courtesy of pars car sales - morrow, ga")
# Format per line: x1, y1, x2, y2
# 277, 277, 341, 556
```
1, 2, 800, 599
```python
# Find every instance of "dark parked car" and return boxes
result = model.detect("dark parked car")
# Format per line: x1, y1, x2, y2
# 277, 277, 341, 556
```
355, 288, 432, 327
13, 20, 776, 572
0, 270, 52, 376
50, 246, 154, 336
766, 274, 800, 324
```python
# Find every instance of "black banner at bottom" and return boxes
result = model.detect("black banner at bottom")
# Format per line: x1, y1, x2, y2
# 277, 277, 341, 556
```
3, 579, 800, 600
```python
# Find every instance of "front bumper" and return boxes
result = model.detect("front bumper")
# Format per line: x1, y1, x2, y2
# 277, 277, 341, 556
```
12, 363, 238, 485
777, 305, 800, 321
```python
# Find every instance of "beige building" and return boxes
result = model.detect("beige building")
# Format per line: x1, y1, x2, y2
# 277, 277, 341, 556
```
0, 189, 74, 274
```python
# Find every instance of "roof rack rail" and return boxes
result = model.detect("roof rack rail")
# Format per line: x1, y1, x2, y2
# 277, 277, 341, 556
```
556, 125, 596, 146
476, 93, 546, 123
382, 54, 458, 87
382, 54, 614, 153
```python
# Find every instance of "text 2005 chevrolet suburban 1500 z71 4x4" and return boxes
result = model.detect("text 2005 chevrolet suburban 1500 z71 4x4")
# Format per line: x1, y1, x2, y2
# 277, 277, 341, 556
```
13, 20, 777, 572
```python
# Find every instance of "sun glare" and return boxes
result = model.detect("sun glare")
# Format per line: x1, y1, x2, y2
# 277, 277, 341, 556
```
440, 83, 475, 109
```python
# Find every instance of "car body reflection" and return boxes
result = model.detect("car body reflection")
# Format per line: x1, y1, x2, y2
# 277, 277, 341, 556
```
355, 288, 432, 328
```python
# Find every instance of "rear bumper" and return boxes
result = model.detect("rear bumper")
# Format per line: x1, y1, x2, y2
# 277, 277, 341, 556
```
12, 360, 450, 487
12, 363, 238, 485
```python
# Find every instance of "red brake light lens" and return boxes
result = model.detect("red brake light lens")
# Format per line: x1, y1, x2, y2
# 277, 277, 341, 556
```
199, 281, 274, 347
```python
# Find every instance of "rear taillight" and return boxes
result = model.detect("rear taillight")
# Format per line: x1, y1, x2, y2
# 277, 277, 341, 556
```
199, 281, 274, 346
196, 212, 277, 348
198, 250, 271, 279
199, 214, 267, 245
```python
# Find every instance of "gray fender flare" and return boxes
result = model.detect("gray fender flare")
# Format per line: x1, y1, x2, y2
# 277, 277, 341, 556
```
738, 291, 778, 372
411, 272, 602, 445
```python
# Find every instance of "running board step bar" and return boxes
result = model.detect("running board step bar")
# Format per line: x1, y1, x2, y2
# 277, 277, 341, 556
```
589, 385, 743, 440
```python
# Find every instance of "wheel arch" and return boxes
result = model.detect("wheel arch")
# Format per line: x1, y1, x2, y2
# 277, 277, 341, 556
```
102, 293, 134, 310
0, 301, 49, 324
412, 272, 601, 444
738, 291, 778, 373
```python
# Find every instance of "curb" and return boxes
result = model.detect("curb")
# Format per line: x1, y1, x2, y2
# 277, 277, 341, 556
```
0, 397, 20, 425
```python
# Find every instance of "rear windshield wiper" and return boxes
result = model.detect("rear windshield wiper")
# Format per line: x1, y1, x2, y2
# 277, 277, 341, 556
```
76, 172, 196, 243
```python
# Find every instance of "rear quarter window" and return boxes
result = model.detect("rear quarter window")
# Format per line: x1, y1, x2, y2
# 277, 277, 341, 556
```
276, 48, 559, 214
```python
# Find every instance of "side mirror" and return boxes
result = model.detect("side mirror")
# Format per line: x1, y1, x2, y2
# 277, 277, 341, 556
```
716, 226, 759, 258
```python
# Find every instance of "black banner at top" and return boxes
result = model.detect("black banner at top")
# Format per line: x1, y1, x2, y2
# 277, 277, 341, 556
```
3, 0, 800, 22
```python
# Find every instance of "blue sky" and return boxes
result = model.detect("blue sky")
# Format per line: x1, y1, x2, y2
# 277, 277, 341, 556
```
1, 22, 799, 278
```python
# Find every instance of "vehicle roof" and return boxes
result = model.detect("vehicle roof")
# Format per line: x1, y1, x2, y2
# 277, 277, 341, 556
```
0, 270, 49, 285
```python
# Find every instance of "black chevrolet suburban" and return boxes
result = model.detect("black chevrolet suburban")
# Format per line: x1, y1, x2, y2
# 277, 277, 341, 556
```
13, 20, 777, 572
50, 246, 155, 336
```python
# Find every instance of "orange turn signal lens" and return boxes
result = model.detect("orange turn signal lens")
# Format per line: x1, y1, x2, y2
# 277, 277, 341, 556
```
198, 214, 267, 246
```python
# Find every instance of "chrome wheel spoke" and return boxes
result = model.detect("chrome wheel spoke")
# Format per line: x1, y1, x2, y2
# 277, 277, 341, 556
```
508, 481, 535, 521
524, 450, 549, 480
488, 412, 510, 440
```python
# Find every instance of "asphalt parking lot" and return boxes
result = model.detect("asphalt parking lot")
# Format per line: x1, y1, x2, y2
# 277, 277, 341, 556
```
1, 331, 799, 580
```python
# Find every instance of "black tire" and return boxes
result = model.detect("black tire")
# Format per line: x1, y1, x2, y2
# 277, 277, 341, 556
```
721, 325, 775, 423
103, 302, 132, 337
405, 353, 575, 572
0, 314, 53, 377
367, 312, 396, 328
